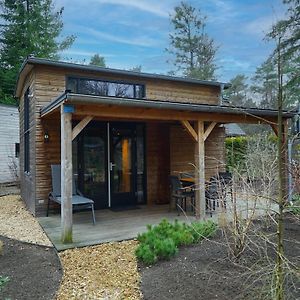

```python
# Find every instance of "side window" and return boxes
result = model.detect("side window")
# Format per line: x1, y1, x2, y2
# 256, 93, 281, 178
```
24, 88, 30, 173
15, 143, 20, 158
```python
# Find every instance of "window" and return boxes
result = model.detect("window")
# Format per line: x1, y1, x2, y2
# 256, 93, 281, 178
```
24, 88, 30, 173
66, 77, 145, 99
15, 143, 20, 158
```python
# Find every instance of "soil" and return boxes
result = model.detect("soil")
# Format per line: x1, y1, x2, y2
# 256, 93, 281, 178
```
0, 236, 62, 300
140, 215, 300, 300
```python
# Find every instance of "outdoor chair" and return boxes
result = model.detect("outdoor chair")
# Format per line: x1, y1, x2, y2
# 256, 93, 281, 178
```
205, 176, 227, 217
169, 175, 195, 215
218, 172, 233, 202
47, 164, 96, 225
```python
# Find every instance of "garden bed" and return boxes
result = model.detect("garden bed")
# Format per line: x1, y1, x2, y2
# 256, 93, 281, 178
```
0, 236, 62, 300
140, 215, 300, 300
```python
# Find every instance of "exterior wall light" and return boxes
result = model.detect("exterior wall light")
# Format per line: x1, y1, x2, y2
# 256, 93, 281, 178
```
44, 131, 50, 143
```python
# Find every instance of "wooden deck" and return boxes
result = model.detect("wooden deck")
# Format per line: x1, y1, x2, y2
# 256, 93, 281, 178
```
38, 197, 275, 251
38, 205, 199, 251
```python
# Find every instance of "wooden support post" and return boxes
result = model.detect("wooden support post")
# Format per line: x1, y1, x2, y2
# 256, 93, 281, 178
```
61, 105, 73, 243
181, 120, 198, 142
72, 115, 93, 141
195, 120, 206, 219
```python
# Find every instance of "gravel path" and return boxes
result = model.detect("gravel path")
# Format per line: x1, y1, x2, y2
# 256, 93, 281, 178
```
57, 241, 141, 300
0, 195, 52, 246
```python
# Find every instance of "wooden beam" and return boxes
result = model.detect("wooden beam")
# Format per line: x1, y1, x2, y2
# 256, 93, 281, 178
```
270, 124, 279, 136
181, 120, 198, 142
60, 105, 73, 244
203, 122, 217, 141
72, 116, 93, 141
72, 104, 278, 125
194, 120, 206, 220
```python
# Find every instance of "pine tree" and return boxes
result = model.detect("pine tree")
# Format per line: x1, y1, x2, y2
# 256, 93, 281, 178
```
250, 58, 278, 109
0, 0, 75, 104
166, 2, 218, 80
89, 54, 106, 67
267, 0, 300, 108
224, 74, 256, 108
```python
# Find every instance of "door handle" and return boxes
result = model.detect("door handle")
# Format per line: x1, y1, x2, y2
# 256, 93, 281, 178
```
110, 162, 116, 171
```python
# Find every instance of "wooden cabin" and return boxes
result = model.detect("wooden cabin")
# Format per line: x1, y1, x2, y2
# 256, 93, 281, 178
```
0, 104, 19, 184
15, 57, 292, 242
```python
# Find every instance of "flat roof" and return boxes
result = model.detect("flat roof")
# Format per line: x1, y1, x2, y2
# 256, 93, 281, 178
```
41, 92, 295, 120
15, 57, 230, 97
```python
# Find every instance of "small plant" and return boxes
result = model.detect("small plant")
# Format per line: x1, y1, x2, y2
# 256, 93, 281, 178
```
136, 219, 217, 265
289, 194, 300, 215
0, 276, 9, 292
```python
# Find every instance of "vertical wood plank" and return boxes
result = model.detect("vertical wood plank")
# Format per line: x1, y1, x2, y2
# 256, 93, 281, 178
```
195, 120, 206, 219
60, 105, 73, 243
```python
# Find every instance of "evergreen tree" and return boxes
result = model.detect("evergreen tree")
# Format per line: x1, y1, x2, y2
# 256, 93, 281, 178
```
267, 0, 300, 108
166, 2, 218, 80
224, 74, 257, 109
0, 0, 75, 104
130, 65, 142, 72
89, 54, 106, 67
250, 58, 278, 109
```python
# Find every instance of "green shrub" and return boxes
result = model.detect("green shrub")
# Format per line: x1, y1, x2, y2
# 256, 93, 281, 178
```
0, 276, 9, 292
136, 219, 217, 265
290, 194, 300, 215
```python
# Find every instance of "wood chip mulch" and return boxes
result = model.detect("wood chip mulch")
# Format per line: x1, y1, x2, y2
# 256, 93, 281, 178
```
0, 195, 52, 247
57, 240, 142, 300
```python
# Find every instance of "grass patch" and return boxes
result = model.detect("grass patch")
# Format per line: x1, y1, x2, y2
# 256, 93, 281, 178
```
136, 219, 217, 265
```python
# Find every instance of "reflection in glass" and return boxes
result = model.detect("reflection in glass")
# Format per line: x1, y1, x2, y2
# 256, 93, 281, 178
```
112, 136, 132, 193
83, 135, 106, 200
67, 77, 144, 99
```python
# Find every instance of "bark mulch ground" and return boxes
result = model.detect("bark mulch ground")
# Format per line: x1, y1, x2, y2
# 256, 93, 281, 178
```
57, 240, 141, 300
0, 195, 52, 246
140, 215, 300, 300
0, 236, 62, 300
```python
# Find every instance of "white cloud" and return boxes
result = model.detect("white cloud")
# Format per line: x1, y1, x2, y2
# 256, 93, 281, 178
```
94, 0, 170, 18
76, 26, 160, 47
56, 0, 171, 18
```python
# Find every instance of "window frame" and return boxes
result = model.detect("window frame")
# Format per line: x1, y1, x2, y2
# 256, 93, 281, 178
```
24, 88, 30, 173
66, 75, 146, 99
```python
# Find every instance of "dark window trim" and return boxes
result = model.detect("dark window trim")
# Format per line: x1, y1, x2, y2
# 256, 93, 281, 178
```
15, 143, 20, 158
65, 75, 146, 99
24, 88, 30, 173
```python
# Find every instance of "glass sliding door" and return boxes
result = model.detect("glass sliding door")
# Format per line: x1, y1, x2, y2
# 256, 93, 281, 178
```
76, 123, 108, 209
73, 121, 146, 210
110, 124, 136, 207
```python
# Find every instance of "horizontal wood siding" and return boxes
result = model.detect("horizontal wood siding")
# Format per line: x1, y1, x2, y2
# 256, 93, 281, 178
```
0, 105, 19, 183
22, 65, 222, 215
170, 123, 226, 181
19, 70, 36, 214
146, 123, 170, 205
35, 65, 220, 106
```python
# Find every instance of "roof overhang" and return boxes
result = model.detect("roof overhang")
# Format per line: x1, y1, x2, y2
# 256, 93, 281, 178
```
15, 57, 230, 98
40, 92, 295, 124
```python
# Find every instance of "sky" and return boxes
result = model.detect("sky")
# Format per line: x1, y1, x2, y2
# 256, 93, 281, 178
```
56, 0, 287, 83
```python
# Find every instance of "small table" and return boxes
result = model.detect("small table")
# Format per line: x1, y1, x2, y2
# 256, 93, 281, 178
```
180, 177, 195, 184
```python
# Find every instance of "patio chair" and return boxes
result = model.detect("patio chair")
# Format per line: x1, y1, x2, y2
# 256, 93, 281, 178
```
169, 175, 195, 215
47, 164, 96, 225
205, 176, 227, 217
218, 172, 233, 202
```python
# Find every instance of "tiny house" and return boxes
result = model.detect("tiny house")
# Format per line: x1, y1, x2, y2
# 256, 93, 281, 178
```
15, 57, 292, 242
0, 104, 19, 183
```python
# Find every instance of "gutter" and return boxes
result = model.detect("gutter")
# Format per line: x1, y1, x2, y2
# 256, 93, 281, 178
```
41, 92, 296, 119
